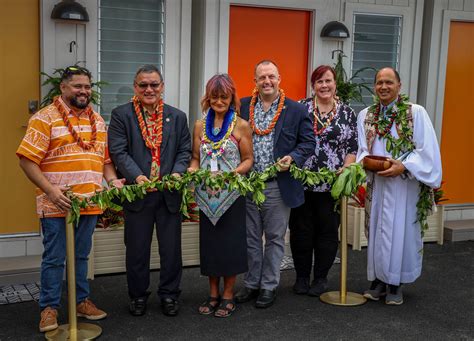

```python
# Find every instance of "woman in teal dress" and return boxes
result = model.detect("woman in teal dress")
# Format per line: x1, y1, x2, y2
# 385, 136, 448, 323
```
188, 74, 253, 317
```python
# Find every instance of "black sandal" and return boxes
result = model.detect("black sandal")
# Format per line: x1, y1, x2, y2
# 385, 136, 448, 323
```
198, 296, 220, 315
214, 298, 236, 318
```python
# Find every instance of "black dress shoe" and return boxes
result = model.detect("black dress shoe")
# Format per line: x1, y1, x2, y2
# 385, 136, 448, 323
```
234, 287, 259, 303
308, 278, 328, 297
129, 298, 147, 316
161, 298, 179, 317
293, 277, 310, 295
255, 289, 276, 308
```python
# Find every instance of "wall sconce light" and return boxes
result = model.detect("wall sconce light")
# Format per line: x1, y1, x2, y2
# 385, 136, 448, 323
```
51, 0, 89, 22
320, 21, 350, 39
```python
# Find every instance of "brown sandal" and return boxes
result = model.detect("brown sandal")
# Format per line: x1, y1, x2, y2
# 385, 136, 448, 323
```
198, 296, 220, 315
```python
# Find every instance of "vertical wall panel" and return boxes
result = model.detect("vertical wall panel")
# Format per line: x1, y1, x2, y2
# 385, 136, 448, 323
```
440, 21, 474, 204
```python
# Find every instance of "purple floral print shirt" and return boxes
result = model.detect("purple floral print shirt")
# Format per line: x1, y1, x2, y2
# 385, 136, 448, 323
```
299, 98, 358, 192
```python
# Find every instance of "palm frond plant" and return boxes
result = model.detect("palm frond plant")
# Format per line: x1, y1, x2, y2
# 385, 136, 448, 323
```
333, 50, 375, 105
40, 63, 107, 108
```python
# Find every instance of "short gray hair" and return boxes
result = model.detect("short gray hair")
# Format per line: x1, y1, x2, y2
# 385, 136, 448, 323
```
134, 64, 163, 83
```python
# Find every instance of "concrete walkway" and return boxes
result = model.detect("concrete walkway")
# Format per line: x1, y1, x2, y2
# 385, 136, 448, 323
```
1, 241, 473, 340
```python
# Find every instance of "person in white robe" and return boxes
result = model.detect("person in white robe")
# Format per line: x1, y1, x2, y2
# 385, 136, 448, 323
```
356, 67, 442, 305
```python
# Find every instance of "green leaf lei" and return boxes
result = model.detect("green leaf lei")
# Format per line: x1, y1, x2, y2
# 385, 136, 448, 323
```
368, 94, 415, 159
65, 163, 366, 226
368, 94, 434, 236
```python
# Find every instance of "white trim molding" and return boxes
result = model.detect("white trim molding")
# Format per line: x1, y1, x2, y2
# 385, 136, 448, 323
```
164, 0, 192, 115
343, 1, 423, 103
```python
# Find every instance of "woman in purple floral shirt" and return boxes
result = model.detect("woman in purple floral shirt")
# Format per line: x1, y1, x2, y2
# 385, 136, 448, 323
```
289, 65, 358, 296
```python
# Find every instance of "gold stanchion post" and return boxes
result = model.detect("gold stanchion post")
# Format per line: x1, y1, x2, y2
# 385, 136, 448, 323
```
320, 196, 367, 306
45, 212, 102, 340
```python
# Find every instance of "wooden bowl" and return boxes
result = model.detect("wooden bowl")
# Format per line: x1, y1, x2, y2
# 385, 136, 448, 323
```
363, 155, 391, 172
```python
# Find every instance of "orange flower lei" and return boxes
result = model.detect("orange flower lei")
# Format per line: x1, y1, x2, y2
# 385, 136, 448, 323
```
53, 96, 97, 150
132, 95, 163, 151
249, 87, 286, 135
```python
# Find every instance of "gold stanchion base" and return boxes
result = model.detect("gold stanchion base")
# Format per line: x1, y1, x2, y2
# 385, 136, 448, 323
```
320, 291, 367, 306
45, 323, 102, 340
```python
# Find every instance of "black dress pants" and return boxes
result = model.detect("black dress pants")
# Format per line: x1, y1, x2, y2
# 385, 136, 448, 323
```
124, 191, 182, 300
289, 191, 340, 280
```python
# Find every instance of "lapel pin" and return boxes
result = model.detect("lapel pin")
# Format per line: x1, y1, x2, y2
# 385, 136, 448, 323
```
166, 118, 170, 122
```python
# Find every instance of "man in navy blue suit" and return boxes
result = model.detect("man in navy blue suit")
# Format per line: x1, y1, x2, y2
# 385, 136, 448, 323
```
108, 65, 191, 317
235, 60, 315, 308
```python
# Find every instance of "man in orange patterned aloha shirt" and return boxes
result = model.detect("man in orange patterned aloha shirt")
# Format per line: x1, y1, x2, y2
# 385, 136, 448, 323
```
17, 66, 123, 333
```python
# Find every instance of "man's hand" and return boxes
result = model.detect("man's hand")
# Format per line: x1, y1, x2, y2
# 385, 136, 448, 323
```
171, 173, 182, 179
377, 159, 406, 177
135, 175, 157, 192
277, 155, 293, 172
109, 178, 126, 189
46, 185, 72, 210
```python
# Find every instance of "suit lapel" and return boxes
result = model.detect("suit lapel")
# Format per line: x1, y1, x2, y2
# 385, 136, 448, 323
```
161, 105, 172, 154
273, 100, 288, 147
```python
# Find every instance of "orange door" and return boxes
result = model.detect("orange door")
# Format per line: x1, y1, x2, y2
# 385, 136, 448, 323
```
228, 5, 311, 100
0, 0, 40, 235
441, 21, 474, 204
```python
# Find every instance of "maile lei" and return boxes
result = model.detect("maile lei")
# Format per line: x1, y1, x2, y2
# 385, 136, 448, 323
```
249, 87, 285, 135
66, 162, 366, 226
367, 94, 434, 236
54, 96, 97, 150
201, 108, 237, 158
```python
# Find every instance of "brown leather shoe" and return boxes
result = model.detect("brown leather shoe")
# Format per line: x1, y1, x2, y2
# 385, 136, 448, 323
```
39, 307, 58, 332
77, 299, 107, 320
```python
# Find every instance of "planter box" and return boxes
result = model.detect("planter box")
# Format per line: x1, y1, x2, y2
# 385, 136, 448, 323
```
424, 205, 445, 244
88, 222, 200, 278
347, 204, 367, 251
346, 204, 445, 251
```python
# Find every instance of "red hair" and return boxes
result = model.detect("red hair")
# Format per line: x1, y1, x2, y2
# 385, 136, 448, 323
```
201, 74, 241, 114
310, 65, 336, 87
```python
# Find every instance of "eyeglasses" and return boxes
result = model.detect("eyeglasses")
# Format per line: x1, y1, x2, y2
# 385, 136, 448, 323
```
136, 82, 162, 90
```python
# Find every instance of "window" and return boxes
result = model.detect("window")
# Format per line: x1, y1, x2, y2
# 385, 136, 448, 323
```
350, 13, 402, 113
98, 0, 165, 122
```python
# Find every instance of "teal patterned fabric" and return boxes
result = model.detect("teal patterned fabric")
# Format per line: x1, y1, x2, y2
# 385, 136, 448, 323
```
195, 131, 241, 225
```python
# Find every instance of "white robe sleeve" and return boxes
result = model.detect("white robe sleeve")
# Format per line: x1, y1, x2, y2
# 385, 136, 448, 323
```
402, 104, 442, 188
356, 108, 370, 163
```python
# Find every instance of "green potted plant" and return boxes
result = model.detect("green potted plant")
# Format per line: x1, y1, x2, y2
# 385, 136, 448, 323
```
332, 50, 375, 105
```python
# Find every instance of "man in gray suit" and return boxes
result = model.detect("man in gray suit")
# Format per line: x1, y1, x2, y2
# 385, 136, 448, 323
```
108, 65, 191, 317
